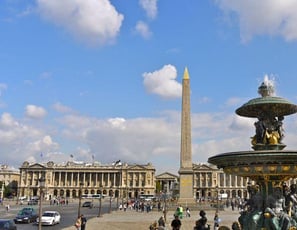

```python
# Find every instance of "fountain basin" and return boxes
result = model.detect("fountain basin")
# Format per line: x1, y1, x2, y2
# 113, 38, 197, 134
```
208, 150, 297, 181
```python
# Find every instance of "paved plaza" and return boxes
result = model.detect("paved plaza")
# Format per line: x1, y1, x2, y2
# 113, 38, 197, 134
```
62, 206, 241, 230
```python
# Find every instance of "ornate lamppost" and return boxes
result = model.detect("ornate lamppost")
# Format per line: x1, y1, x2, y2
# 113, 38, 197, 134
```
0, 182, 4, 202
38, 176, 45, 230
98, 187, 102, 217
109, 188, 114, 213
247, 181, 252, 199
213, 185, 220, 230
216, 185, 219, 214
163, 184, 167, 222
77, 182, 84, 217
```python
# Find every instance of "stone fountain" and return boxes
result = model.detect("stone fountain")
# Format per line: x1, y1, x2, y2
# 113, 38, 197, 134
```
208, 78, 297, 230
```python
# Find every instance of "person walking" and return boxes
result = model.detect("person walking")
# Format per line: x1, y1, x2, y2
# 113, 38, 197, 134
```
74, 215, 81, 230
171, 214, 181, 230
158, 215, 166, 228
81, 214, 87, 230
214, 212, 220, 230
186, 207, 191, 217
194, 210, 208, 230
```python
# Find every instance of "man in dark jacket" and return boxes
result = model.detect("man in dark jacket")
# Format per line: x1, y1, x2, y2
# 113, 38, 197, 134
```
171, 214, 181, 230
81, 214, 87, 230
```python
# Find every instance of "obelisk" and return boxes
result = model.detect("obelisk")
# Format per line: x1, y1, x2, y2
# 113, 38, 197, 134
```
178, 67, 195, 204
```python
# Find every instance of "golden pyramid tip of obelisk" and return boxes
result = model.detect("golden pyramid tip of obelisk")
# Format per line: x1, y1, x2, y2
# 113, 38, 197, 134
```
183, 67, 190, 79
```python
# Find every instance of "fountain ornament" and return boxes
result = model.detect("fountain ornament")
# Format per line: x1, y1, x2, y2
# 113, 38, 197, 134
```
208, 78, 297, 230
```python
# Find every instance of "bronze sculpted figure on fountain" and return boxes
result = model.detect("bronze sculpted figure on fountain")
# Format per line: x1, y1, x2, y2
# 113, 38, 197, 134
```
249, 81, 286, 149
252, 115, 284, 146
208, 77, 297, 230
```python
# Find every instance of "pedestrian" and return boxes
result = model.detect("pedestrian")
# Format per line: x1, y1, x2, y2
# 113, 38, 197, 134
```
194, 210, 208, 230
178, 205, 183, 219
149, 221, 158, 230
232, 221, 241, 230
158, 216, 165, 228
171, 214, 181, 230
186, 207, 191, 217
74, 215, 81, 230
158, 201, 161, 211
214, 212, 220, 230
81, 214, 87, 230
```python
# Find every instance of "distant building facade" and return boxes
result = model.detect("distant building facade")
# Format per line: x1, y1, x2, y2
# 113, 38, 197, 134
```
193, 163, 249, 200
18, 161, 155, 200
0, 164, 19, 198
156, 164, 249, 201
155, 172, 179, 197
12, 161, 284, 201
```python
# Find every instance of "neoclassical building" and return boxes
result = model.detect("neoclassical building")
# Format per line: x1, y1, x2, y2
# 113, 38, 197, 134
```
18, 161, 155, 200
156, 163, 249, 201
0, 164, 19, 198
193, 163, 249, 200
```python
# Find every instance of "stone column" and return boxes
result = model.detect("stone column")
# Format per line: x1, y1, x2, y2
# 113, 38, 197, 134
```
113, 173, 116, 187
89, 172, 92, 187
58, 172, 61, 186
71, 172, 73, 187
83, 172, 86, 186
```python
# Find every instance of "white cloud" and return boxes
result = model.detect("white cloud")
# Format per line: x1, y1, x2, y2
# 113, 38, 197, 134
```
198, 97, 212, 104
108, 117, 126, 130
224, 97, 243, 107
2, 104, 297, 174
216, 0, 297, 42
0, 84, 8, 108
25, 105, 47, 119
135, 21, 152, 39
143, 64, 182, 99
39, 71, 52, 80
0, 83, 7, 96
36, 0, 124, 46
0, 112, 54, 164
27, 135, 59, 153
139, 0, 158, 19
52, 102, 74, 114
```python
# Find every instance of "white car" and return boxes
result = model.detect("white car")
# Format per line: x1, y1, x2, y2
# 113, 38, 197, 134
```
37, 211, 61, 226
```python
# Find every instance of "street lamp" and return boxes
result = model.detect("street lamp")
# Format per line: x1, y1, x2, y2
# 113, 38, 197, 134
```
77, 182, 84, 217
109, 188, 113, 213
98, 187, 102, 217
163, 184, 167, 222
247, 181, 252, 199
213, 185, 219, 230
216, 185, 219, 213
116, 191, 119, 209
0, 182, 4, 201
38, 176, 45, 230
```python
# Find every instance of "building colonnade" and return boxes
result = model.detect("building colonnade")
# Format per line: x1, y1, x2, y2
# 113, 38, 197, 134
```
18, 161, 155, 201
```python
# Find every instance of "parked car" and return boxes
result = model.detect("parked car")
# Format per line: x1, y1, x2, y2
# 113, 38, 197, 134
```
14, 209, 38, 224
27, 199, 38, 205
82, 201, 93, 208
0, 219, 17, 230
36, 211, 61, 226
20, 207, 34, 212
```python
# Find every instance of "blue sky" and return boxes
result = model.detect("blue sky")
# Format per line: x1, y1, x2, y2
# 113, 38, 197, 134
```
1, 0, 297, 175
